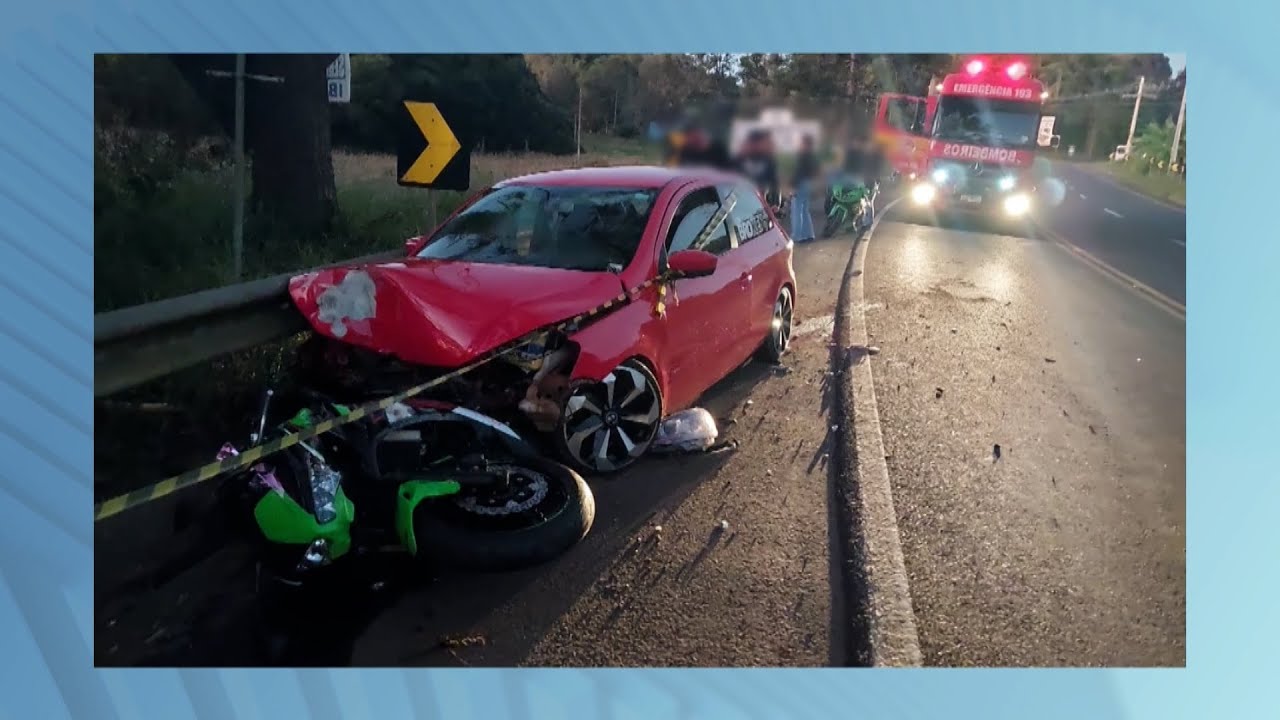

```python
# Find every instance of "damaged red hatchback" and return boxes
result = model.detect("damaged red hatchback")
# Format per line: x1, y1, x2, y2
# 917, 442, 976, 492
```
289, 166, 796, 475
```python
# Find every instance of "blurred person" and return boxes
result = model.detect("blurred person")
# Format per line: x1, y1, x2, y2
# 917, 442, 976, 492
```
677, 127, 732, 170
736, 129, 781, 211
790, 135, 819, 243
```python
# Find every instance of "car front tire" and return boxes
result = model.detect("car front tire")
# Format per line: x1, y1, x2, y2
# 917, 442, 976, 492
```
554, 359, 663, 475
757, 286, 794, 364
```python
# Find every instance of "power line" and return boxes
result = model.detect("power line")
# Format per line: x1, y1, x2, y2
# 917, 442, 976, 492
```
1047, 79, 1176, 104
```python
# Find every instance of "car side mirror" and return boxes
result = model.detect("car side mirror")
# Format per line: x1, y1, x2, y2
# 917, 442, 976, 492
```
667, 249, 718, 279
405, 236, 427, 255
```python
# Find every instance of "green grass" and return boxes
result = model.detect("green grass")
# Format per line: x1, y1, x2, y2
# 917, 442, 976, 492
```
1090, 160, 1185, 207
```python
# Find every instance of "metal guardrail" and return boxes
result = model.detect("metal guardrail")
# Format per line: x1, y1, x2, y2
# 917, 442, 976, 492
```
94, 250, 401, 397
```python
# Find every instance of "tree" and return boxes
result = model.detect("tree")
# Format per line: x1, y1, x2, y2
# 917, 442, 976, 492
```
171, 53, 339, 237
1036, 54, 1174, 158
1132, 120, 1185, 170
580, 55, 642, 135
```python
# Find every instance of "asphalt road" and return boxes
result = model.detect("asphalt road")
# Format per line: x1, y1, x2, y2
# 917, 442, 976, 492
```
863, 185, 1185, 665
1038, 162, 1186, 305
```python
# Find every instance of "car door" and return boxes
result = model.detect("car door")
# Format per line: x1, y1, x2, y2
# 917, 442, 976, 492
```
659, 184, 750, 410
717, 182, 783, 354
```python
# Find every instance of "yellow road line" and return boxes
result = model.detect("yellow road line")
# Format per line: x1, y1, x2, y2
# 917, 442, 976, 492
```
1040, 226, 1186, 321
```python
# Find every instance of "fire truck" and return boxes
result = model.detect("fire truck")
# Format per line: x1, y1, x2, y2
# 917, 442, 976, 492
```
874, 56, 1050, 219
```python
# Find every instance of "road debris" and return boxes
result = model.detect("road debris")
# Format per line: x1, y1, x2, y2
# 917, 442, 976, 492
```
935, 387, 944, 399
993, 444, 1002, 461
718, 519, 730, 531
439, 633, 488, 650
652, 408, 719, 454
1045, 357, 1057, 364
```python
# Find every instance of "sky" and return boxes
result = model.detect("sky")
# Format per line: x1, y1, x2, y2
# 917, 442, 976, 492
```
1167, 53, 1186, 74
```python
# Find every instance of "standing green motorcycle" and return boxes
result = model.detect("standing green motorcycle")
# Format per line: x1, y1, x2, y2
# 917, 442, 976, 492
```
822, 177, 877, 238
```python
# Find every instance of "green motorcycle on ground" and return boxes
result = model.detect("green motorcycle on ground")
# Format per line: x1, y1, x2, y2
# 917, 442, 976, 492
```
216, 389, 596, 661
822, 177, 877, 238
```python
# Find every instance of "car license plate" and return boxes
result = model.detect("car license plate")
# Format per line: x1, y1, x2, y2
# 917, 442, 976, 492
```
960, 194, 982, 204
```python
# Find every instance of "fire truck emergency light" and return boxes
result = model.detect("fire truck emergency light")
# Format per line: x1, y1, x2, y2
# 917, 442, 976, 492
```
965, 59, 986, 75
1006, 62, 1027, 80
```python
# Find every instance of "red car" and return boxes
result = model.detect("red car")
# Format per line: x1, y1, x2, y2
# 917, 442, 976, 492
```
289, 166, 797, 475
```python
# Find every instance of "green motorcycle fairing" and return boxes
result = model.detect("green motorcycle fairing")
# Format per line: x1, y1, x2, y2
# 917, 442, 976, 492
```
253, 485, 357, 559
394, 478, 463, 556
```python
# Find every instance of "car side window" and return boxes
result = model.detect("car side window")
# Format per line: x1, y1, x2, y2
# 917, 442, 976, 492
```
725, 183, 773, 244
666, 187, 733, 256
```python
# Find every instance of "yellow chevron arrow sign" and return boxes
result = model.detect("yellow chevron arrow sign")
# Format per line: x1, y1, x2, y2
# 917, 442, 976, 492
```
399, 101, 463, 186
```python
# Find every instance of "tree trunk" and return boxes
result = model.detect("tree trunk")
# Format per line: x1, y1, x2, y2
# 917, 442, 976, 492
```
170, 53, 338, 240
1084, 101, 1101, 158
245, 54, 337, 238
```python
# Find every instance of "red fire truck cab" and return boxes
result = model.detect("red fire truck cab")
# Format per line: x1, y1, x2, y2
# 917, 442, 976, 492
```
875, 56, 1049, 219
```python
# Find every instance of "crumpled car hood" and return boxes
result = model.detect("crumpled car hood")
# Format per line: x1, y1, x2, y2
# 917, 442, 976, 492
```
288, 259, 627, 367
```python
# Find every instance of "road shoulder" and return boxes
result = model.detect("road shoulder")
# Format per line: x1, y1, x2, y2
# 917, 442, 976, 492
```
831, 201, 922, 667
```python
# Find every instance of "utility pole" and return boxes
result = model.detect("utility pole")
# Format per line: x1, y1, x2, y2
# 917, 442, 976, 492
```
231, 54, 246, 281
1124, 75, 1145, 156
1169, 81, 1187, 171
576, 84, 583, 161
205, 56, 284, 281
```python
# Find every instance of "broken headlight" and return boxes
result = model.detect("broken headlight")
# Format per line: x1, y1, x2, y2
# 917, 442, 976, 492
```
307, 457, 342, 524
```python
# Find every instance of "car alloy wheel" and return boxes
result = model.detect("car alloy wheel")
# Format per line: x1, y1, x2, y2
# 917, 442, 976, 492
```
759, 286, 793, 363
557, 360, 662, 474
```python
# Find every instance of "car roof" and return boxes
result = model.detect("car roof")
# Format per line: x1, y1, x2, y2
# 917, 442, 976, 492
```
498, 164, 741, 190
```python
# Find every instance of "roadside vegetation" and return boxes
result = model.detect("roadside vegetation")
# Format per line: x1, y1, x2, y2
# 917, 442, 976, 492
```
1091, 120, 1186, 206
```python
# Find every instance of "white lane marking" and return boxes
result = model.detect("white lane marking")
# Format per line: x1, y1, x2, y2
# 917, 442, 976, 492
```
1104, 208, 1123, 219
1170, 238, 1186, 247
1079, 193, 1087, 200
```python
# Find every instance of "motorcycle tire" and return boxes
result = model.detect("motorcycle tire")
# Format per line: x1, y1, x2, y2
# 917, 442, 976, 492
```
822, 213, 841, 238
410, 456, 595, 572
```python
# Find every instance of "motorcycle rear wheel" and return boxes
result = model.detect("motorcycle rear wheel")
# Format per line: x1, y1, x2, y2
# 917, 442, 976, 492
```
411, 456, 595, 572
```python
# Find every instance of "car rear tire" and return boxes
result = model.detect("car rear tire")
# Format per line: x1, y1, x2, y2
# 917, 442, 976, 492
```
554, 359, 662, 475
757, 286, 793, 364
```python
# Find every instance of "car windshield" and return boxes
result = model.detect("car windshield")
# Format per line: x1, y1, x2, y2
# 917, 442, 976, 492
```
932, 97, 1040, 149
417, 185, 659, 272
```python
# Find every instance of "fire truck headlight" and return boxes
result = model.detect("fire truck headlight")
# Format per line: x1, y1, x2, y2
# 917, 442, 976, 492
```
998, 175, 1016, 191
931, 168, 949, 184
912, 183, 937, 205
1003, 193, 1031, 216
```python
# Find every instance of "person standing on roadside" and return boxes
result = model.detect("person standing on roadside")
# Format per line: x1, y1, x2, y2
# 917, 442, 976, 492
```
736, 129, 781, 211
790, 135, 819, 243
